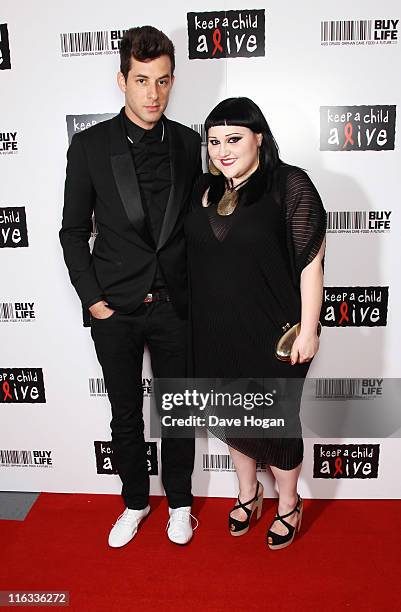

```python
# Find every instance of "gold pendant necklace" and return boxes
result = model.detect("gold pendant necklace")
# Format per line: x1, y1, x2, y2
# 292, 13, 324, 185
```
217, 189, 238, 216
216, 176, 251, 216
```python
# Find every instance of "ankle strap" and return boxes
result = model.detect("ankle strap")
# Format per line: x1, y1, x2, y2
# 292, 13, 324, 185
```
276, 494, 302, 521
234, 482, 261, 514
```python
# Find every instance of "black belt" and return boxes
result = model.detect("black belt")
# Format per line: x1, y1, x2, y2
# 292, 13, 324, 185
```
143, 290, 170, 303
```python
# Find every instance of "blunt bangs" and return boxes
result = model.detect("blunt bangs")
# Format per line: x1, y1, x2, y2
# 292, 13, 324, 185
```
205, 97, 265, 134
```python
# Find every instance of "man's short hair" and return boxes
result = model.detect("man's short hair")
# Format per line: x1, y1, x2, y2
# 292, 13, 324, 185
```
120, 26, 175, 80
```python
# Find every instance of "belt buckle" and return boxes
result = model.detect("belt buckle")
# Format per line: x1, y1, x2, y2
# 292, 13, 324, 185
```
144, 293, 153, 303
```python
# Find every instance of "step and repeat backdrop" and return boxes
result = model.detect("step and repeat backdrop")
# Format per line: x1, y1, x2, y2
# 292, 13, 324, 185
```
1, 0, 401, 499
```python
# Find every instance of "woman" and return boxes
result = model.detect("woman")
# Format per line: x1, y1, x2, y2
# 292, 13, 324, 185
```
185, 97, 326, 549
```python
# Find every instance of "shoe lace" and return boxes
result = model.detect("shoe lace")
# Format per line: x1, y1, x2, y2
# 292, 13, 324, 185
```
114, 508, 138, 528
166, 509, 199, 531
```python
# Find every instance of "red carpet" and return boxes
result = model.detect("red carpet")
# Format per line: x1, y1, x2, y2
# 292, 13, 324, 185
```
1, 494, 400, 611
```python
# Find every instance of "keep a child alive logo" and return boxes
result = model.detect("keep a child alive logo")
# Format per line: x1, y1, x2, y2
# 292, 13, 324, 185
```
0, 207, 28, 248
313, 444, 380, 479
322, 287, 388, 327
320, 105, 396, 151
66, 113, 116, 145
0, 23, 11, 70
94, 441, 158, 475
0, 368, 46, 403
187, 9, 265, 59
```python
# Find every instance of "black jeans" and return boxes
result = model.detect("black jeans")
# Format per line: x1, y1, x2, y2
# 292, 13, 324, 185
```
90, 301, 194, 509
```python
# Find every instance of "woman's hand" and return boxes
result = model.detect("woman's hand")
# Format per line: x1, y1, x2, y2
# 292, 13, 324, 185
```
290, 332, 320, 365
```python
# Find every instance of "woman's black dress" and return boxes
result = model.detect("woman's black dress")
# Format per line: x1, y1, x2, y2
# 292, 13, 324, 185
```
184, 165, 326, 470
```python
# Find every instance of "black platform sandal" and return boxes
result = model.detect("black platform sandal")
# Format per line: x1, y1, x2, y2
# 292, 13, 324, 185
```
267, 494, 303, 550
229, 481, 263, 536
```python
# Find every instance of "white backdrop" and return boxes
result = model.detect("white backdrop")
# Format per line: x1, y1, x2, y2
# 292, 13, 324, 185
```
1, 0, 400, 499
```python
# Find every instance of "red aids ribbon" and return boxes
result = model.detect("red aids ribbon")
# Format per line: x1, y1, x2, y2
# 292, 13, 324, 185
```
2, 381, 12, 401
342, 122, 354, 149
212, 28, 223, 56
333, 457, 343, 477
338, 301, 349, 325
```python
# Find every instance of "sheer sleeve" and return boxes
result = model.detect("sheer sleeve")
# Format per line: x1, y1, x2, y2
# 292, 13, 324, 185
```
281, 167, 327, 285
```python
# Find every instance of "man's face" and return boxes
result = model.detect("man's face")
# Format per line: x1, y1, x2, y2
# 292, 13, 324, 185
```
117, 54, 174, 129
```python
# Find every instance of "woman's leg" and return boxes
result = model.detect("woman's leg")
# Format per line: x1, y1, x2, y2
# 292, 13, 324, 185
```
229, 446, 261, 520
269, 462, 302, 535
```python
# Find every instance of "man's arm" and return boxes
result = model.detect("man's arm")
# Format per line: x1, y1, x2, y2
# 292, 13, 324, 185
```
59, 134, 105, 311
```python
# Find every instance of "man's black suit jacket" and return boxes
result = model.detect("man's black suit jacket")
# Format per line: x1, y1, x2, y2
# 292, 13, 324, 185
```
60, 108, 202, 321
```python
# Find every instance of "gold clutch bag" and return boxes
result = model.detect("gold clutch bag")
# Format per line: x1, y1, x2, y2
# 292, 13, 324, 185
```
275, 321, 322, 362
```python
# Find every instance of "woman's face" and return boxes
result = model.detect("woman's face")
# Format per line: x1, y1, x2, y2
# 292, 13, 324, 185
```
207, 125, 262, 183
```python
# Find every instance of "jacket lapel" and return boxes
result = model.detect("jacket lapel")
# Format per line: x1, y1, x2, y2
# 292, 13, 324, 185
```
157, 118, 187, 251
109, 109, 154, 247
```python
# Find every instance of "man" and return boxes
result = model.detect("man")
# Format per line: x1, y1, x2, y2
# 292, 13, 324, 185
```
60, 26, 202, 547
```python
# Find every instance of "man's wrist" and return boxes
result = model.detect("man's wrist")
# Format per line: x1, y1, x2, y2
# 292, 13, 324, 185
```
85, 296, 104, 310
89, 301, 107, 311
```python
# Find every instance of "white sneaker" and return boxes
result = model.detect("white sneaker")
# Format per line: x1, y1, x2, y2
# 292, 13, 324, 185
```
166, 506, 198, 545
108, 505, 150, 548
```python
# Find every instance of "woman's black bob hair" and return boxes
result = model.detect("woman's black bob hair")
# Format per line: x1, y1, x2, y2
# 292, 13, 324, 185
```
204, 97, 284, 204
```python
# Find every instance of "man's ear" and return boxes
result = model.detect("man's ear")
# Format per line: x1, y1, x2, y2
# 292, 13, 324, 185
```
117, 71, 127, 94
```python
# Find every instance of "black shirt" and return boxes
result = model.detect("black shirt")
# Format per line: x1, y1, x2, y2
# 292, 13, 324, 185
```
124, 113, 171, 290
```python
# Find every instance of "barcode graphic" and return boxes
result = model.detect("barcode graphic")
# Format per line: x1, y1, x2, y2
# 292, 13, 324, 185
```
203, 454, 234, 470
321, 20, 373, 42
0, 449, 32, 465
203, 454, 267, 471
0, 303, 15, 319
191, 123, 207, 144
89, 377, 107, 395
316, 379, 362, 398
327, 211, 367, 230
60, 31, 110, 54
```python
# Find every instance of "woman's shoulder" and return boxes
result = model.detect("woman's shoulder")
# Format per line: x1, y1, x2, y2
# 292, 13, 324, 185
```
277, 163, 321, 199
278, 163, 310, 184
